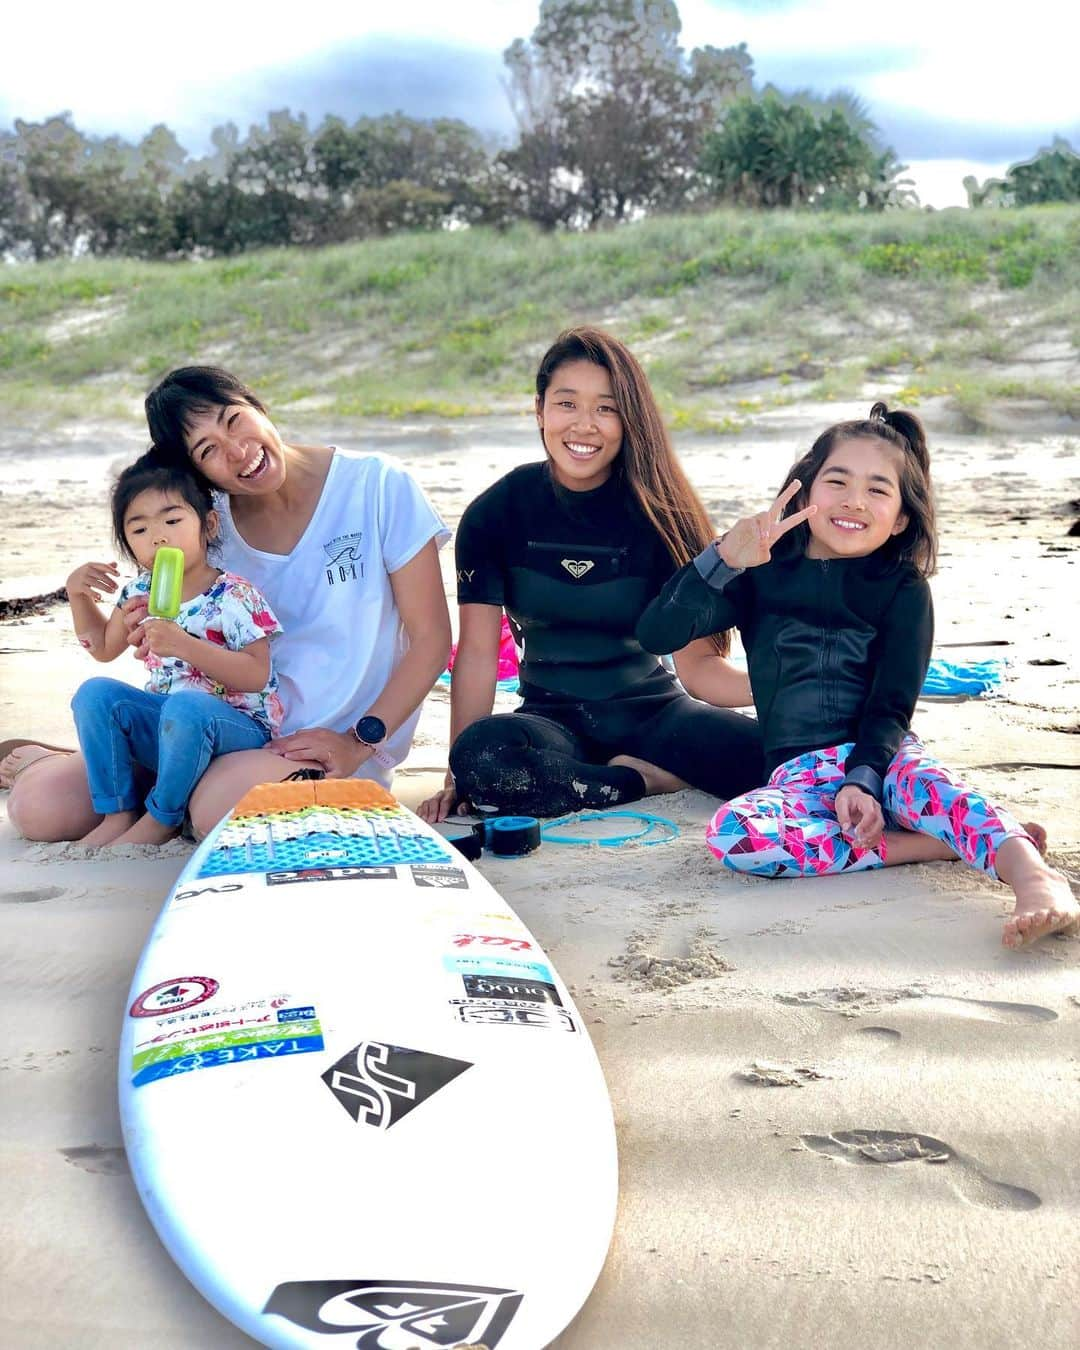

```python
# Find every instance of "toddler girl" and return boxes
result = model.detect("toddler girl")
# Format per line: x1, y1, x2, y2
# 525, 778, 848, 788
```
68, 451, 283, 846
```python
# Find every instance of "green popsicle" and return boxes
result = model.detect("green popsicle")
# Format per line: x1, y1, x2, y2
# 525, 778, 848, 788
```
148, 546, 185, 620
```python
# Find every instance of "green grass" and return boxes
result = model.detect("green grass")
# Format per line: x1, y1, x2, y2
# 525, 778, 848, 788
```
1, 205, 1077, 431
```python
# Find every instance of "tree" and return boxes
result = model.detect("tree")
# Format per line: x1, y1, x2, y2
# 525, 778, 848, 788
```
501, 0, 751, 227
966, 138, 1080, 207
310, 113, 490, 238
699, 94, 914, 210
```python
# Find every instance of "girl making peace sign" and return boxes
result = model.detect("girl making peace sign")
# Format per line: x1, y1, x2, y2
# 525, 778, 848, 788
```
637, 403, 1077, 949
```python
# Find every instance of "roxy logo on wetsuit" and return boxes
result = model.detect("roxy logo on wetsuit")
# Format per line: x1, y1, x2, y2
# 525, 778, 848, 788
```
323, 532, 365, 586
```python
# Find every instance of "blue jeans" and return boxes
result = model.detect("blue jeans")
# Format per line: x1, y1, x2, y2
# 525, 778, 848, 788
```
71, 677, 270, 827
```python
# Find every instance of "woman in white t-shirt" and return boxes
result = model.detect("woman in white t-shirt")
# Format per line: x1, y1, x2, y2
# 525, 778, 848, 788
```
6, 367, 451, 841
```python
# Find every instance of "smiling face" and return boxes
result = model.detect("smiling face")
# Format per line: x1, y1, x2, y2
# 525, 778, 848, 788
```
536, 359, 624, 492
804, 435, 909, 560
122, 488, 215, 574
184, 401, 286, 495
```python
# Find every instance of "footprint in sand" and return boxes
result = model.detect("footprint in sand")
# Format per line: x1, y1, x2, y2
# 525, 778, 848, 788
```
800, 1130, 1040, 1210
778, 987, 1057, 1024
850, 1025, 903, 1051
60, 1144, 128, 1175
1, 885, 68, 904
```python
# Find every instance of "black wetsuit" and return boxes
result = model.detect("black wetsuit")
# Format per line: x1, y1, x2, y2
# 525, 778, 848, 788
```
637, 544, 934, 799
450, 462, 763, 816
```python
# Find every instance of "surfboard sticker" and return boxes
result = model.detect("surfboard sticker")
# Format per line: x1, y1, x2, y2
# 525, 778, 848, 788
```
129, 976, 219, 1018
132, 1004, 324, 1087
411, 863, 468, 888
266, 865, 397, 885
263, 1278, 523, 1348
321, 1041, 472, 1128
450, 932, 534, 952
450, 998, 578, 1033
443, 953, 555, 983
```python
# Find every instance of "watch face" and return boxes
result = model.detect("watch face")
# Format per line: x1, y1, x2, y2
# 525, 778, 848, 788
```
355, 715, 387, 745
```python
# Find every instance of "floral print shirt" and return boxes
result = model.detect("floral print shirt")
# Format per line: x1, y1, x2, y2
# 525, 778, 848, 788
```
118, 570, 285, 733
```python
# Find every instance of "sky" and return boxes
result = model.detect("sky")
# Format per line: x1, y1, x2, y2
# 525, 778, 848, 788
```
3, 0, 1076, 209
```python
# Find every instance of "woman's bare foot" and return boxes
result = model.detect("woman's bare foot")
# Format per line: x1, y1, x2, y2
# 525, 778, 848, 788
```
0, 743, 73, 790
79, 810, 140, 848
607, 754, 690, 797
996, 835, 1079, 949
110, 812, 180, 847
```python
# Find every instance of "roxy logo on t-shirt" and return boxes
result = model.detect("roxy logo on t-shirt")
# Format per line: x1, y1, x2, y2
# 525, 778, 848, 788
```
323, 532, 364, 586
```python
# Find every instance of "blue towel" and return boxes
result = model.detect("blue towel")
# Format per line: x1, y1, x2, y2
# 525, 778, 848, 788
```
437, 671, 520, 693
437, 657, 1004, 701
919, 658, 1006, 697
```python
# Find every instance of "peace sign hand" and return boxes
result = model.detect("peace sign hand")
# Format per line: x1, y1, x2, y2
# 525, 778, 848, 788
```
716, 480, 818, 570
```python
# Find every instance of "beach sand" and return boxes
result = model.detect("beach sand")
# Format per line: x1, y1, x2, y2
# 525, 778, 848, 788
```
1, 410, 1078, 1349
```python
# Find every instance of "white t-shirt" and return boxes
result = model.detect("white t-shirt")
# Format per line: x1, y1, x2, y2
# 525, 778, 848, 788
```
215, 448, 449, 785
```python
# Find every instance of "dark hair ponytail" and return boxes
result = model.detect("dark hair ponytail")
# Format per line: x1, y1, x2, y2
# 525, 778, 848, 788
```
869, 401, 930, 477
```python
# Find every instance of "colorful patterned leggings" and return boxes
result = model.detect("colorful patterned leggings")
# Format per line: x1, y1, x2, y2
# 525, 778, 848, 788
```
706, 734, 1031, 881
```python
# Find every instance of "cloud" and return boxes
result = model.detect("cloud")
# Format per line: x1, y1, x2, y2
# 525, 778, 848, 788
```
752, 46, 921, 89
874, 109, 1079, 165
183, 38, 515, 152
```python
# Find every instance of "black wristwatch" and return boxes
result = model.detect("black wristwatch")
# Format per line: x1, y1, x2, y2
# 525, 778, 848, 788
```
352, 714, 393, 767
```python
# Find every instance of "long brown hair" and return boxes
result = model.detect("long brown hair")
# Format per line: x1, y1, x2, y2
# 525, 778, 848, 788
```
775, 401, 938, 576
535, 327, 731, 654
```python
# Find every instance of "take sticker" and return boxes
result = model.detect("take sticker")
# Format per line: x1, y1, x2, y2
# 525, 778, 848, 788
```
132, 1005, 323, 1085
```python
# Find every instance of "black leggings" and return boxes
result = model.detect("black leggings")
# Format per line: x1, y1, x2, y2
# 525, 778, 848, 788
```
450, 677, 763, 817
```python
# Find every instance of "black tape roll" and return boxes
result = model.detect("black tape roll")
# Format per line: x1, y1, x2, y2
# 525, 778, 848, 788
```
485, 815, 541, 857
432, 820, 484, 861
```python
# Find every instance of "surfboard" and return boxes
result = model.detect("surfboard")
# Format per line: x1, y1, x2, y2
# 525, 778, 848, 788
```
119, 780, 618, 1349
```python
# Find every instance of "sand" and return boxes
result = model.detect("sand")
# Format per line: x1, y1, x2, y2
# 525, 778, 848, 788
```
1, 408, 1078, 1349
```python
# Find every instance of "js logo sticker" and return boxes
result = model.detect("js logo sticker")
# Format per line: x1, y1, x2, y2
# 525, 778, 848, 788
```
322, 1041, 471, 1128
264, 1279, 522, 1348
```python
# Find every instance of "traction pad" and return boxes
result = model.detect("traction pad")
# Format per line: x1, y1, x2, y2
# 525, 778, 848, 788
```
197, 779, 450, 878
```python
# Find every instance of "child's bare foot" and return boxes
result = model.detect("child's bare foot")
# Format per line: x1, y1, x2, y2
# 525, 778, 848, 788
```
79, 810, 139, 848
1002, 868, 1079, 949
607, 754, 689, 797
110, 812, 180, 847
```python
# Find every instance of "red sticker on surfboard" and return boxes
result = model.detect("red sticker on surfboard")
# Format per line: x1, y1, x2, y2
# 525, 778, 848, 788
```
130, 976, 219, 1018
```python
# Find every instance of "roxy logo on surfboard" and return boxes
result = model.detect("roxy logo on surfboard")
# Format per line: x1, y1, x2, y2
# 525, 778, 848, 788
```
263, 1279, 523, 1348
321, 1041, 471, 1129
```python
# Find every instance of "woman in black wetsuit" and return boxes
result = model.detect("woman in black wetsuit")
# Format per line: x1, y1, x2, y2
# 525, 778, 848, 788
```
418, 327, 763, 822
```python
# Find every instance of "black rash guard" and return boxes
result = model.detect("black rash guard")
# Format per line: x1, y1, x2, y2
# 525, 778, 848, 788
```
637, 544, 934, 800
455, 461, 678, 700
449, 461, 763, 816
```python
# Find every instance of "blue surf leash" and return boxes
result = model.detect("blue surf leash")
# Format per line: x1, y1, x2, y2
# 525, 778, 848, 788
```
540, 810, 680, 847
